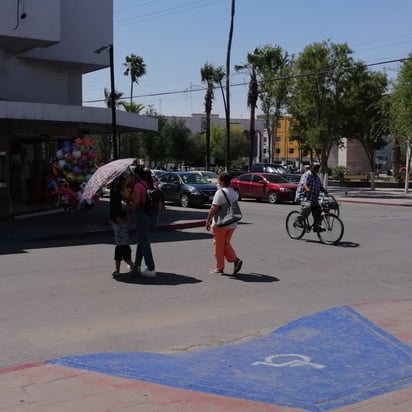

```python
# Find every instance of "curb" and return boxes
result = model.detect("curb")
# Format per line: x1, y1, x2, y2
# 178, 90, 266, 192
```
337, 199, 412, 207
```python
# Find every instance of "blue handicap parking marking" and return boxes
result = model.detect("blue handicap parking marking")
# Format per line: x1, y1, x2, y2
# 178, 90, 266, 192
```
48, 306, 412, 411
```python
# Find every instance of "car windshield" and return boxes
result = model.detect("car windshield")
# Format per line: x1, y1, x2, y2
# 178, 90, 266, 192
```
264, 174, 289, 184
265, 165, 289, 174
203, 171, 217, 179
181, 173, 210, 184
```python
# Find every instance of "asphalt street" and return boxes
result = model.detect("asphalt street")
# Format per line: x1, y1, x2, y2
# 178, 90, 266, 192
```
0, 194, 411, 411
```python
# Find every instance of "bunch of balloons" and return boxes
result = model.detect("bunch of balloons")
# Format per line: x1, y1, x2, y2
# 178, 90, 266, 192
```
48, 137, 98, 209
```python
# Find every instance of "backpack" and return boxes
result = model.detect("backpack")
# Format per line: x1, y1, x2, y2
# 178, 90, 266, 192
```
140, 182, 162, 216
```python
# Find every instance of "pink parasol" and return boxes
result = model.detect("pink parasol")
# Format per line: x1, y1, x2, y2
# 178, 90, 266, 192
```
81, 158, 136, 201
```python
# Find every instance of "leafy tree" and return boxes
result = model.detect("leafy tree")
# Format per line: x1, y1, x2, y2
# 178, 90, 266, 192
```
118, 101, 146, 157
162, 117, 193, 168
289, 40, 356, 181
210, 124, 248, 167
251, 45, 293, 163
344, 64, 389, 189
391, 55, 412, 190
200, 63, 225, 170
140, 106, 167, 167
123, 54, 146, 103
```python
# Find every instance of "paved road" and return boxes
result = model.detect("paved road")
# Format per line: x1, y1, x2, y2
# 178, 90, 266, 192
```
0, 196, 411, 411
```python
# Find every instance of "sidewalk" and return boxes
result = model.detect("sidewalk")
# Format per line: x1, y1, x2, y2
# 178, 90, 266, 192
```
330, 186, 412, 207
1, 198, 208, 245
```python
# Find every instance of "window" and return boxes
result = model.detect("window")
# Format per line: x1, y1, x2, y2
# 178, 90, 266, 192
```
275, 136, 281, 143
238, 174, 251, 182
276, 122, 281, 128
288, 148, 294, 154
275, 148, 281, 154
251, 174, 262, 183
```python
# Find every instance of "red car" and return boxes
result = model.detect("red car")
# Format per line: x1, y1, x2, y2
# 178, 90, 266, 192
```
230, 172, 298, 204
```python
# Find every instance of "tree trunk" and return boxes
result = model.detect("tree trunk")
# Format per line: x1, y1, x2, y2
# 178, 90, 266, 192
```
404, 141, 411, 193
225, 0, 235, 171
205, 112, 211, 170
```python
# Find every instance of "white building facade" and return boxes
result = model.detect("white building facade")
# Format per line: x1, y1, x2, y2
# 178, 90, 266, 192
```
0, 0, 157, 217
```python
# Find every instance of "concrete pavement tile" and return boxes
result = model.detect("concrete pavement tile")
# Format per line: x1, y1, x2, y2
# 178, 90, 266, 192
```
353, 299, 412, 345
0, 364, 303, 412
333, 385, 412, 411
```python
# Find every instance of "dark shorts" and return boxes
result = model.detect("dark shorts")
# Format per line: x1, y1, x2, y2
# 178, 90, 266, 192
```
114, 245, 132, 261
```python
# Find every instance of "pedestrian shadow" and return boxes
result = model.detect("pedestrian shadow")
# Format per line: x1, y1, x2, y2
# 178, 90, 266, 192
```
224, 272, 279, 282
112, 271, 202, 285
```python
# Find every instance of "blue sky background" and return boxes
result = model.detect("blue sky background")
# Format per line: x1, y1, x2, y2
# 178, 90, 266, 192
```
82, 0, 412, 118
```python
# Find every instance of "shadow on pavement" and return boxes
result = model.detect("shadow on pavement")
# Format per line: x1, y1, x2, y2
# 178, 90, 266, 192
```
0, 228, 212, 256
335, 241, 360, 248
112, 271, 202, 285
225, 273, 280, 282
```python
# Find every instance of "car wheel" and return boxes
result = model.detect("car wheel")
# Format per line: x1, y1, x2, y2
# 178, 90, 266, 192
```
180, 193, 190, 207
234, 189, 241, 201
267, 191, 278, 204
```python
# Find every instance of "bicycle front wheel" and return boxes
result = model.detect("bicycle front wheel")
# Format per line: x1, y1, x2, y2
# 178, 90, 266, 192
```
316, 213, 344, 245
285, 210, 306, 240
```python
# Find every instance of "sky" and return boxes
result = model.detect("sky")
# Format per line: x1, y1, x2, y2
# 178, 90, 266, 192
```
82, 0, 412, 119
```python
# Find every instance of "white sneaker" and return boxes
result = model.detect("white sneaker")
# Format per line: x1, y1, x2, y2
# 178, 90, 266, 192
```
141, 268, 156, 278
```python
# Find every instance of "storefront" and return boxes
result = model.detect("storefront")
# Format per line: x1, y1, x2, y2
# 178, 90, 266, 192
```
0, 101, 157, 217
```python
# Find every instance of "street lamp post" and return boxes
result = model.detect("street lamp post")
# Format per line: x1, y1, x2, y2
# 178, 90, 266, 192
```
94, 44, 118, 159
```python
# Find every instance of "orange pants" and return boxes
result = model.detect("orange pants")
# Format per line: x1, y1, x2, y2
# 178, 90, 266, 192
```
212, 226, 237, 271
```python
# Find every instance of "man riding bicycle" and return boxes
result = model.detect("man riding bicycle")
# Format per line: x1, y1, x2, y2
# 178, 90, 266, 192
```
295, 163, 328, 232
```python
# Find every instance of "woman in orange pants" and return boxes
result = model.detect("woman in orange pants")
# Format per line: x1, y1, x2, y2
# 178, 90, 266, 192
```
205, 173, 242, 275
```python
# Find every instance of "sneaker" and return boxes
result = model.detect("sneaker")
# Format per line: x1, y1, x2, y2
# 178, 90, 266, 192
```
314, 226, 326, 232
233, 258, 243, 274
294, 219, 304, 229
112, 270, 119, 276
209, 269, 224, 274
141, 268, 156, 278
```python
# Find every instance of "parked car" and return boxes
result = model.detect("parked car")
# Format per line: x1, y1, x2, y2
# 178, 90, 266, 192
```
191, 170, 219, 184
157, 171, 217, 207
230, 172, 298, 204
250, 163, 300, 183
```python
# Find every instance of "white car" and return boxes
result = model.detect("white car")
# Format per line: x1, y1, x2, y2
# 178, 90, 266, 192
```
191, 170, 218, 184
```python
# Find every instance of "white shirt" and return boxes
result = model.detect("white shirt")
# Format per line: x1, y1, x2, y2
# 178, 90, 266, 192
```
212, 186, 239, 228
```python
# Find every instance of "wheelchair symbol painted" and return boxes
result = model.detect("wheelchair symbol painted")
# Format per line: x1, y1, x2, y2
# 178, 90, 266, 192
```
252, 354, 326, 369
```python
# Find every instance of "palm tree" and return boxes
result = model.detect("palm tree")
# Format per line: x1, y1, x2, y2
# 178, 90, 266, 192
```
200, 63, 225, 170
119, 101, 145, 114
104, 88, 124, 108
225, 0, 236, 170
123, 54, 146, 103
235, 49, 260, 169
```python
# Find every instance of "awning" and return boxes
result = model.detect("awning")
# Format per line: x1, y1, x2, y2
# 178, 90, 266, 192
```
0, 100, 158, 140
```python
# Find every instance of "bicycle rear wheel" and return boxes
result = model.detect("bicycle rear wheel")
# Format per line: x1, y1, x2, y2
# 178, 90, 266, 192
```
285, 210, 306, 239
316, 213, 344, 245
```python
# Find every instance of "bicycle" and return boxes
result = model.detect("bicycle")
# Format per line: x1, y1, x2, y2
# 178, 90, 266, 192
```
285, 194, 344, 245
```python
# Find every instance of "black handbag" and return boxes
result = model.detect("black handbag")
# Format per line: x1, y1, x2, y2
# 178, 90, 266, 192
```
214, 189, 242, 227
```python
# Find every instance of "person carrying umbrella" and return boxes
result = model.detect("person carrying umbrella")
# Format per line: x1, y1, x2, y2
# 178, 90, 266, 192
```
132, 165, 158, 278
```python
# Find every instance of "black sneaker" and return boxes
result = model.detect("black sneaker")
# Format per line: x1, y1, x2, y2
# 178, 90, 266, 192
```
233, 259, 243, 274
294, 219, 304, 229
314, 226, 326, 232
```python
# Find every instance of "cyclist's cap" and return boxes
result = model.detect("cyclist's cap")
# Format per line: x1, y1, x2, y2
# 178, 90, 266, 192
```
311, 163, 320, 169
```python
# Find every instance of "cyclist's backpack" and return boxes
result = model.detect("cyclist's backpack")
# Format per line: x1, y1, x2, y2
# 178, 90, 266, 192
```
141, 182, 162, 216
